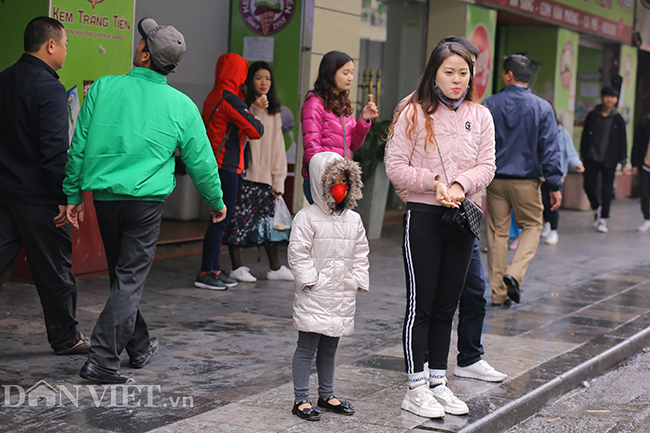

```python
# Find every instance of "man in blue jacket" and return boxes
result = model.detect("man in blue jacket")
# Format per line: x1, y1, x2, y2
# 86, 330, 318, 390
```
483, 55, 563, 306
0, 17, 89, 355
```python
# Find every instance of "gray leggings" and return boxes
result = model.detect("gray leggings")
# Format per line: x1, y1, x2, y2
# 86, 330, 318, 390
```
292, 331, 340, 402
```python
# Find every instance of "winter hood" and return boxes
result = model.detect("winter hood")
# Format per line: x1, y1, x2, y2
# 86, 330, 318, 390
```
309, 152, 363, 215
211, 53, 248, 94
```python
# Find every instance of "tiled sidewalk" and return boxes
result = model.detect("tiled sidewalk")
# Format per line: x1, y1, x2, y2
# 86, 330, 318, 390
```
2, 198, 650, 432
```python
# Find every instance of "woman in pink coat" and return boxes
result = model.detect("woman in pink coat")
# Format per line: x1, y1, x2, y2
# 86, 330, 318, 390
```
385, 41, 495, 419
301, 50, 378, 203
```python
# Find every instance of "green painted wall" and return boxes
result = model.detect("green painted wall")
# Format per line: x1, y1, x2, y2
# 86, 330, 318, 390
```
496, 26, 558, 103
0, 0, 49, 71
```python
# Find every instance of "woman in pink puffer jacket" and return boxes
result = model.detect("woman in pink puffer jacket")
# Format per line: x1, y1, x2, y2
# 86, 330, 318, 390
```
300, 50, 378, 203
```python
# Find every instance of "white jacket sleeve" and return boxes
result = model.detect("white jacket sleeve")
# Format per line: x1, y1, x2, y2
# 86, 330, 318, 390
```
352, 215, 370, 293
287, 210, 319, 291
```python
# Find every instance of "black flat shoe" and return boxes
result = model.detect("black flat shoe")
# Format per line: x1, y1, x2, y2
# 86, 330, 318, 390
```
80, 360, 133, 384
54, 332, 90, 355
292, 401, 321, 421
129, 338, 159, 369
503, 274, 521, 303
492, 299, 513, 307
317, 396, 355, 415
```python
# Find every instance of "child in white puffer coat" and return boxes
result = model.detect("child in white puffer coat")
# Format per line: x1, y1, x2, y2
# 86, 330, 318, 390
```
288, 151, 370, 421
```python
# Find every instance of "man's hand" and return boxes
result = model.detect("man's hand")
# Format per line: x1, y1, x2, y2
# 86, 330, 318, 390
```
66, 204, 85, 229
621, 166, 630, 176
210, 205, 227, 223
54, 205, 69, 228
575, 164, 585, 173
550, 190, 562, 211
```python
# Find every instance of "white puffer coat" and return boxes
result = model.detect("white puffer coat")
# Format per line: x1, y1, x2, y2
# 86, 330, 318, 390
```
288, 152, 370, 337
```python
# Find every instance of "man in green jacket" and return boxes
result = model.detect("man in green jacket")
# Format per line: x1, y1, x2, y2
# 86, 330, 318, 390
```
63, 17, 226, 384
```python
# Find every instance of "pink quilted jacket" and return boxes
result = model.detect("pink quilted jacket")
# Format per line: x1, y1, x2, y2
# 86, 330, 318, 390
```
301, 93, 372, 179
385, 101, 496, 206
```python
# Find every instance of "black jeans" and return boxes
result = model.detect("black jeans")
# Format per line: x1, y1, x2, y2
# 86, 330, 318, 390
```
583, 160, 616, 219
541, 182, 560, 230
200, 170, 239, 272
402, 203, 474, 373
640, 168, 650, 220
0, 199, 80, 351
456, 238, 487, 367
88, 200, 163, 370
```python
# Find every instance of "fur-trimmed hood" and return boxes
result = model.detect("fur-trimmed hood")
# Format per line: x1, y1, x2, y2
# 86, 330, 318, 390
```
308, 152, 363, 215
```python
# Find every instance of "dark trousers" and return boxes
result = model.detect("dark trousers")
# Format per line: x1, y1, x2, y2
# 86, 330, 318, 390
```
640, 169, 650, 220
583, 160, 616, 219
200, 170, 239, 272
88, 200, 163, 370
456, 239, 486, 367
0, 199, 80, 351
541, 182, 560, 230
402, 203, 474, 373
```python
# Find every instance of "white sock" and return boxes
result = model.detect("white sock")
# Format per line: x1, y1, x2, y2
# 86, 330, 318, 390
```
408, 372, 426, 389
599, 218, 607, 225
428, 369, 446, 386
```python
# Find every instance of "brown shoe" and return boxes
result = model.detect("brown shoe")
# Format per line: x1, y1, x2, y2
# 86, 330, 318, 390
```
54, 332, 90, 355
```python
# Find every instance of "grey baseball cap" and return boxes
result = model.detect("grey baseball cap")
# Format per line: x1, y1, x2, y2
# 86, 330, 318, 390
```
137, 17, 186, 73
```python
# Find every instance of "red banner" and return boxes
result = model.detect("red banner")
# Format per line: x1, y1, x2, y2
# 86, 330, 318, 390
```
480, 0, 632, 44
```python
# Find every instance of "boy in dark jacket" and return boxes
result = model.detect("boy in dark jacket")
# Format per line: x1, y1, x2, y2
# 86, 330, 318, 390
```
631, 115, 650, 231
580, 86, 628, 233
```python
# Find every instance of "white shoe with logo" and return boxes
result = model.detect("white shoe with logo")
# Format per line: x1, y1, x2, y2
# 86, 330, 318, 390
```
229, 266, 257, 282
545, 230, 559, 245
638, 220, 650, 232
454, 360, 507, 382
401, 385, 445, 418
430, 382, 469, 415
266, 265, 294, 281
596, 219, 608, 233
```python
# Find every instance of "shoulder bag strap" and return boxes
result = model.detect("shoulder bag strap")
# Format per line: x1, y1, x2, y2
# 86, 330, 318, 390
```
341, 114, 348, 159
205, 94, 235, 160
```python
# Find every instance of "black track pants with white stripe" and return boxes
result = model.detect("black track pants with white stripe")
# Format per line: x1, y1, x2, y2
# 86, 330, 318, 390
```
402, 202, 474, 374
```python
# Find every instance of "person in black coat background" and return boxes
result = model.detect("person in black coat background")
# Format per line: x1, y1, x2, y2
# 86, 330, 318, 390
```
580, 85, 628, 234
631, 114, 650, 232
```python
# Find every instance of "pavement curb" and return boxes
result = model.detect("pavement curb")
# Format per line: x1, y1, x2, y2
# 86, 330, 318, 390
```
451, 325, 650, 433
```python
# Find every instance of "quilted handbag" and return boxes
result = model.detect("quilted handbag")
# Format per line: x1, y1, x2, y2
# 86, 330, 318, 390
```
434, 135, 483, 239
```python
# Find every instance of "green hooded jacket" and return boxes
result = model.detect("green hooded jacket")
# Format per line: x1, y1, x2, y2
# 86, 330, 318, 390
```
63, 67, 224, 211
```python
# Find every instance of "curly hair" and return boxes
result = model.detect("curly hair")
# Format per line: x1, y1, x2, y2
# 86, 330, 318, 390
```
308, 51, 354, 117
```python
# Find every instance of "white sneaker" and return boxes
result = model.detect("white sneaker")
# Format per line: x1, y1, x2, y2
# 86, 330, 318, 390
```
266, 265, 294, 281
596, 219, 608, 233
229, 266, 257, 282
545, 230, 559, 245
540, 222, 551, 238
638, 220, 650, 232
454, 360, 507, 383
593, 207, 601, 227
401, 385, 445, 418
430, 382, 469, 415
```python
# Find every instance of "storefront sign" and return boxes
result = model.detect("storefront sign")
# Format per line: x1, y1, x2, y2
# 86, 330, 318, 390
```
466, 5, 497, 102
618, 45, 637, 148
481, 0, 633, 44
51, 0, 135, 101
553, 28, 579, 136
239, 0, 295, 37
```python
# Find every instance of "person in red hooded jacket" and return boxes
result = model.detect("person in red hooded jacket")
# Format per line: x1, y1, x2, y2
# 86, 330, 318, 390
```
196, 53, 264, 291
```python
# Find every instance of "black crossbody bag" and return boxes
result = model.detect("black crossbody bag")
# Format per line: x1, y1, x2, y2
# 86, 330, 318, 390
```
434, 135, 483, 239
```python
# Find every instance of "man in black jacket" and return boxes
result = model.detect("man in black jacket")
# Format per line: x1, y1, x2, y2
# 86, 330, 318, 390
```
631, 115, 650, 231
580, 86, 628, 234
0, 17, 89, 354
